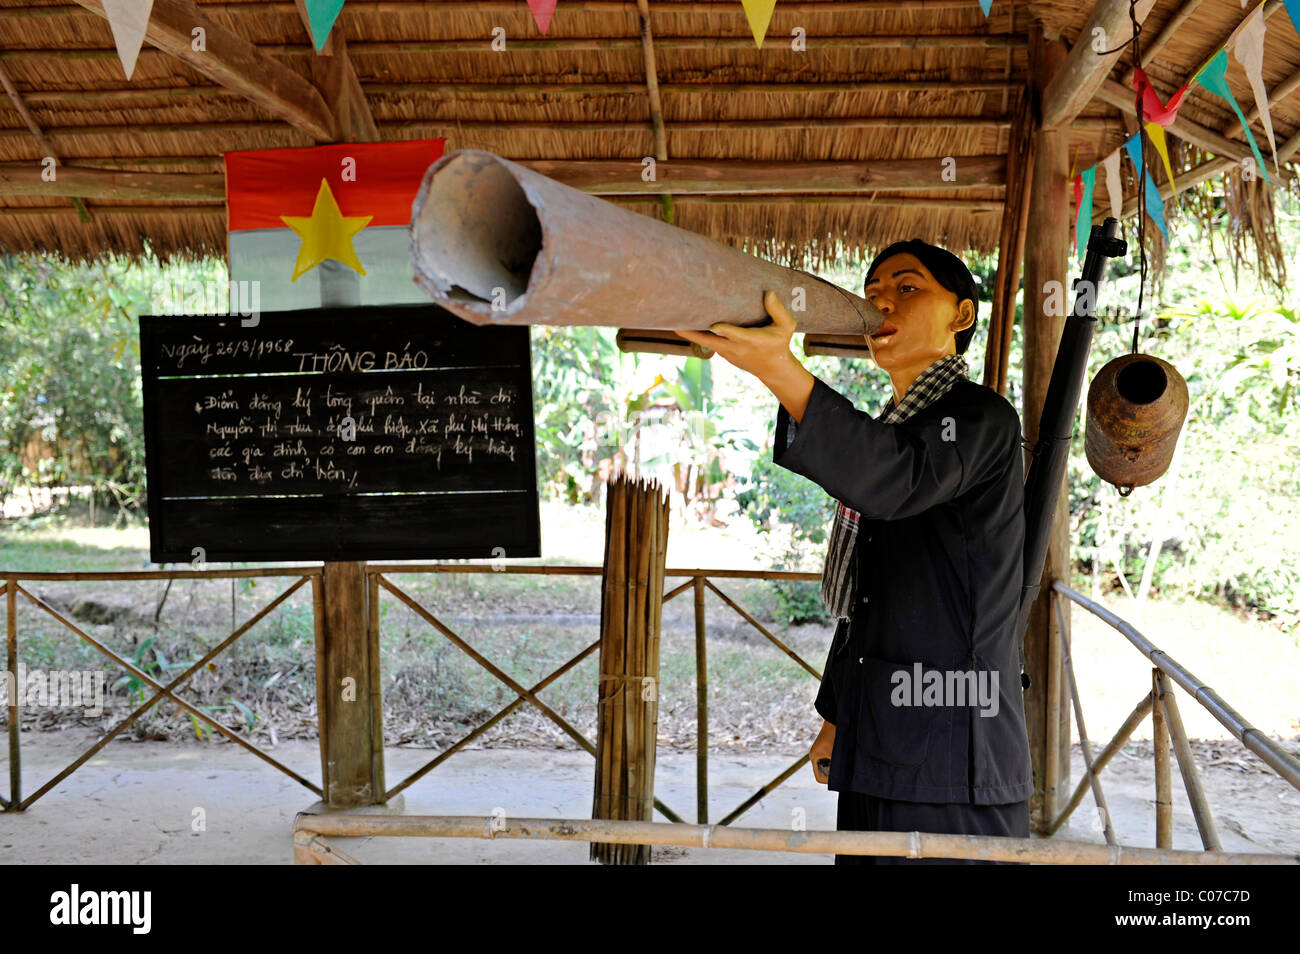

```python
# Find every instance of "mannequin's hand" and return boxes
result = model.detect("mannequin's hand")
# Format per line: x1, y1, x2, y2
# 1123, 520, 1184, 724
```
676, 290, 797, 380
810, 719, 835, 784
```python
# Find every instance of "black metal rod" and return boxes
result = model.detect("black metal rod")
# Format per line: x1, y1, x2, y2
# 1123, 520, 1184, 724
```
1016, 218, 1128, 645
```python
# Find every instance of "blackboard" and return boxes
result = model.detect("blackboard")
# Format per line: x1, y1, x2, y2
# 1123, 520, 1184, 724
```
139, 304, 540, 562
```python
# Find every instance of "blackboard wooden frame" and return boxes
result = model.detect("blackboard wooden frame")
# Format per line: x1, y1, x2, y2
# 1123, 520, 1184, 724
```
140, 303, 540, 563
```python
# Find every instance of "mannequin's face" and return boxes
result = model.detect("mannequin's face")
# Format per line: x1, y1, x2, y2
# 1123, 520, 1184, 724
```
863, 253, 974, 375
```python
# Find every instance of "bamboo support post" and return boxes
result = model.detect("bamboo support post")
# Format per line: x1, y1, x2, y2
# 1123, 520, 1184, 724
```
1047, 691, 1153, 836
367, 570, 385, 802
1155, 670, 1221, 851
1021, 26, 1073, 834
693, 575, 708, 824
1055, 591, 1115, 844
6, 576, 18, 809
385, 640, 600, 801
1045, 589, 1063, 822
380, 574, 683, 823
702, 579, 820, 678
12, 580, 320, 808
312, 574, 329, 796
1153, 668, 1173, 850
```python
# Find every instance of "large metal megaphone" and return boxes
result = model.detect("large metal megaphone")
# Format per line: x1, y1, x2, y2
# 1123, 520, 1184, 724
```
407, 150, 885, 343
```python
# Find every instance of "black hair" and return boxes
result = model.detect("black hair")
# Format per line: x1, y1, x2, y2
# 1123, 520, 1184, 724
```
864, 238, 980, 356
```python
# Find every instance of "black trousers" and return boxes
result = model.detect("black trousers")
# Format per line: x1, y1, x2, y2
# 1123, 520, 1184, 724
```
834, 791, 1030, 865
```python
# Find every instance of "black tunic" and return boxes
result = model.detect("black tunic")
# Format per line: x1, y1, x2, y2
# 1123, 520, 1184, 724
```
774, 374, 1033, 807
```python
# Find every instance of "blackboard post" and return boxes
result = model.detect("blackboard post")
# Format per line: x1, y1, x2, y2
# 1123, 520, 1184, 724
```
317, 560, 384, 807
319, 268, 379, 809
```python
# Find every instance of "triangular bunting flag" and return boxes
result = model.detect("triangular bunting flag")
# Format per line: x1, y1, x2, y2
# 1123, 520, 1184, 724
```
1076, 166, 1096, 263
1283, 0, 1300, 39
1132, 66, 1189, 126
1194, 47, 1270, 185
1102, 150, 1123, 221
101, 0, 154, 80
527, 0, 558, 35
1071, 173, 1083, 258
741, 0, 778, 49
1143, 121, 1178, 193
1233, 6, 1280, 174
1122, 132, 1168, 237
304, 0, 346, 52
979, 0, 993, 15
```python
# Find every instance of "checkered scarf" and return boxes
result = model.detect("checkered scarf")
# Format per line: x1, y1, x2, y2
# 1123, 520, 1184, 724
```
821, 354, 971, 621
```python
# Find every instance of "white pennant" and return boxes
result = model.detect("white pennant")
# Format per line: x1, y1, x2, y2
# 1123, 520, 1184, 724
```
1102, 150, 1123, 221
1232, 6, 1279, 173
102, 0, 154, 80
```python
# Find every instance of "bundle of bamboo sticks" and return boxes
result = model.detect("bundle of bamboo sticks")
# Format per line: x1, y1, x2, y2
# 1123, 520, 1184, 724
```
590, 473, 670, 865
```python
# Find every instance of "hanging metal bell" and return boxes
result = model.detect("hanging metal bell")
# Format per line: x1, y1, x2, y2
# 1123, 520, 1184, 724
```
1085, 353, 1188, 496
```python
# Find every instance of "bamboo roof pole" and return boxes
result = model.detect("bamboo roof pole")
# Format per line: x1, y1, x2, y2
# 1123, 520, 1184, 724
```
263, 35, 1029, 54
1108, 0, 1293, 178
199, 0, 994, 12
1114, 0, 1286, 93
984, 89, 1034, 396
16, 81, 1023, 105
1115, 0, 1207, 89
293, 0, 379, 142
634, 0, 671, 221
0, 42, 1025, 64
0, 166, 224, 200
522, 157, 1008, 192
0, 116, 1081, 138
0, 1, 1006, 14
0, 198, 1007, 217
0, 158, 1002, 198
69, 0, 339, 140
0, 59, 93, 221
1040, 0, 1159, 130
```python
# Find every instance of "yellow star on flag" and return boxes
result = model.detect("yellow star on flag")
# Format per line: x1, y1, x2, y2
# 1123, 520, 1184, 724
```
279, 178, 373, 281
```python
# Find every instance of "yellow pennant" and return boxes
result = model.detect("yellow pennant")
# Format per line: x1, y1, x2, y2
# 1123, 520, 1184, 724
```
1143, 122, 1178, 194
741, 0, 777, 49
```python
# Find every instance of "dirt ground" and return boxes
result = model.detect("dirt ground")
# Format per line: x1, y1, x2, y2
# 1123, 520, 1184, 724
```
0, 726, 1295, 864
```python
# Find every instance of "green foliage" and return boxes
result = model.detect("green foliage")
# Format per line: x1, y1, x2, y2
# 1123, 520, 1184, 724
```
0, 251, 221, 523
3, 189, 1298, 636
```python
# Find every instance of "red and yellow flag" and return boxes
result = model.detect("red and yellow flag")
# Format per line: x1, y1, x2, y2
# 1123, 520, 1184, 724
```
224, 139, 445, 310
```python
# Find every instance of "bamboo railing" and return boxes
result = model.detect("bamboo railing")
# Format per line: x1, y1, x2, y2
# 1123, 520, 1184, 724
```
1044, 580, 1300, 850
1, 567, 324, 811
289, 812, 1296, 865
4, 565, 1297, 867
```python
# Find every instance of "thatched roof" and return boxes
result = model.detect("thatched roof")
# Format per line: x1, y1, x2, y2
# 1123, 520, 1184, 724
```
0, 0, 1296, 273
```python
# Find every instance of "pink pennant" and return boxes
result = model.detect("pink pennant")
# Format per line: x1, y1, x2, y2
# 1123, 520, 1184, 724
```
1132, 66, 1190, 126
527, 0, 557, 34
